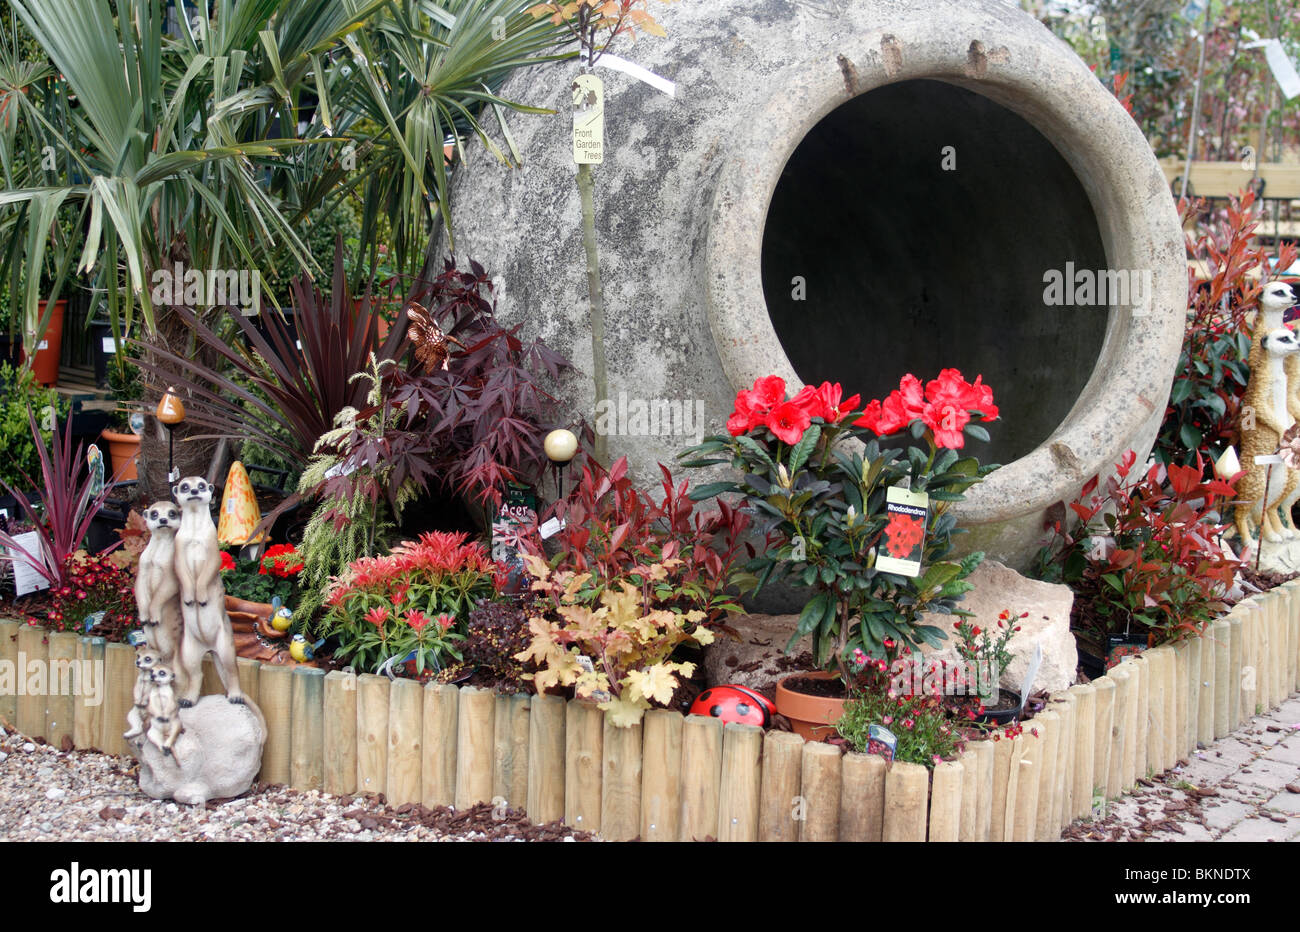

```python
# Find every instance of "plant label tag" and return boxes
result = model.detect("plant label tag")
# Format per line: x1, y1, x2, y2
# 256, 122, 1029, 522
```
101, 336, 120, 354
167, 467, 180, 484
866, 724, 897, 762
572, 74, 604, 165
36, 340, 48, 351
87, 444, 105, 497
575, 653, 611, 702
1254, 453, 1284, 466
875, 486, 928, 578
11, 530, 49, 597
538, 516, 565, 539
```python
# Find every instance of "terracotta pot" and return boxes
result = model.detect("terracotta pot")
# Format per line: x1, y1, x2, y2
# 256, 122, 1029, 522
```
775, 671, 848, 742
21, 299, 66, 387
100, 427, 141, 481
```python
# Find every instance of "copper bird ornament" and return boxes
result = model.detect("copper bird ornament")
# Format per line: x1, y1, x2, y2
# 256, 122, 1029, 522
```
406, 303, 464, 373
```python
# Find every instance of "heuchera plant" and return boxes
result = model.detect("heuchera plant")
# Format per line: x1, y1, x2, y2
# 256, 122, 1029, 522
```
682, 371, 999, 681
515, 554, 714, 727
522, 456, 753, 624
321, 531, 504, 674
1034, 451, 1240, 646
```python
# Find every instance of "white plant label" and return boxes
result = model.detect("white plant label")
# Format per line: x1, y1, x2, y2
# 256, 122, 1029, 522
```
101, 336, 120, 354
1018, 642, 1043, 713
11, 531, 49, 597
572, 74, 604, 165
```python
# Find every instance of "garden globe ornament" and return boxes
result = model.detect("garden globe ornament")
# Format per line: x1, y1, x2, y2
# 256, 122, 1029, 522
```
545, 427, 579, 498
155, 386, 186, 483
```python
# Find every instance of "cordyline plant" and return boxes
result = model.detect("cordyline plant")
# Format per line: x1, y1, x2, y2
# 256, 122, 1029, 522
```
516, 553, 712, 727
682, 371, 1000, 683
0, 407, 124, 592
522, 456, 753, 624
1157, 190, 1299, 467
321, 531, 503, 674
1034, 451, 1240, 647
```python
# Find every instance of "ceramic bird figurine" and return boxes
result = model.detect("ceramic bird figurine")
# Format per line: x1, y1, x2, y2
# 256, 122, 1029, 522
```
289, 634, 325, 663
406, 303, 465, 373
270, 596, 293, 632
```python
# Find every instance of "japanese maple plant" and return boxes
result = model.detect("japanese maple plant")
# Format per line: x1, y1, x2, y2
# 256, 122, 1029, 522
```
682, 370, 1000, 686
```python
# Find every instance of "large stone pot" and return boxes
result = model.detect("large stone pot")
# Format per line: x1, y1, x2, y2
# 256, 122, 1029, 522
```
448, 0, 1184, 571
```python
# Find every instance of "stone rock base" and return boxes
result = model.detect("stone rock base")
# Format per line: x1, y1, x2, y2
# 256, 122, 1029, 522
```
135, 695, 266, 806
701, 614, 812, 694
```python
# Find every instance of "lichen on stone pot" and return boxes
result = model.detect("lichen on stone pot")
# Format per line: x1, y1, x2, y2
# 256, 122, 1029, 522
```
448, 0, 1185, 575
775, 671, 849, 742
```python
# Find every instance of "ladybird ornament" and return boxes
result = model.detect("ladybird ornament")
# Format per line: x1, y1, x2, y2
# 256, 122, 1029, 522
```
689, 684, 776, 727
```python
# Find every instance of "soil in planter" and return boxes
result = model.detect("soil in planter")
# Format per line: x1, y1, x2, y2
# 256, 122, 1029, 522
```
1239, 565, 1299, 593
781, 674, 851, 700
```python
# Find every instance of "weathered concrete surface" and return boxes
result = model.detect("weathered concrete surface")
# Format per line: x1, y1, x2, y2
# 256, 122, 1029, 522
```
449, 0, 1185, 571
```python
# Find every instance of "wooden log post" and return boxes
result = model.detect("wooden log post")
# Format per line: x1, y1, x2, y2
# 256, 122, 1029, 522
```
971, 739, 995, 842
1260, 593, 1278, 710
44, 631, 77, 749
322, 670, 357, 796
989, 730, 1015, 842
716, 723, 762, 842
257, 664, 292, 785
421, 683, 459, 809
1198, 628, 1215, 747
1144, 646, 1170, 774
758, 730, 802, 842
1127, 656, 1148, 782
493, 693, 530, 810
1184, 637, 1201, 755
455, 686, 496, 811
1286, 580, 1300, 692
1012, 739, 1038, 842
640, 709, 683, 842
929, 760, 963, 842
236, 656, 260, 705
16, 624, 47, 740
1049, 691, 1076, 830
1091, 677, 1115, 805
355, 673, 390, 798
840, 751, 886, 842
1068, 684, 1096, 820
73, 636, 105, 750
798, 741, 841, 842
0, 619, 18, 726
599, 716, 642, 842
883, 761, 928, 843
1003, 732, 1028, 840
1034, 710, 1061, 842
101, 642, 135, 757
1211, 620, 1230, 739
1228, 614, 1243, 727
1242, 604, 1260, 720
1105, 668, 1129, 799
957, 748, 980, 842
289, 666, 325, 792
562, 700, 603, 832
526, 693, 565, 826
679, 714, 723, 841
385, 678, 423, 807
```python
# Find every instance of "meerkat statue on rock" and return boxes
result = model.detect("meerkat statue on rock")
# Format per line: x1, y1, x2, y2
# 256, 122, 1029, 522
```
145, 664, 182, 755
1236, 325, 1300, 545
123, 647, 158, 743
135, 501, 183, 664
172, 476, 245, 708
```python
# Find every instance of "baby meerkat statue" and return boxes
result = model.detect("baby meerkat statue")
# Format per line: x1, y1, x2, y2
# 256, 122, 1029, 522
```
145, 664, 182, 755
1236, 325, 1300, 545
123, 647, 158, 744
136, 501, 183, 664
172, 476, 245, 708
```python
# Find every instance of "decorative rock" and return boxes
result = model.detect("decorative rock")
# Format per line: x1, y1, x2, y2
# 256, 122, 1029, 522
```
921, 560, 1077, 695
1246, 537, 1300, 576
45, 787, 65, 800
700, 614, 811, 693
136, 695, 267, 806
21, 743, 35, 753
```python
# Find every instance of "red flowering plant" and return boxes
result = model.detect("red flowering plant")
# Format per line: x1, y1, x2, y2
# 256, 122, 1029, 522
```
951, 609, 1024, 705
220, 543, 303, 607
682, 370, 1000, 683
39, 552, 140, 643
319, 531, 502, 674
1033, 451, 1240, 648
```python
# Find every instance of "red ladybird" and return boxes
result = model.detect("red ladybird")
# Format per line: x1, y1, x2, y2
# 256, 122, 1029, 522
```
689, 685, 776, 727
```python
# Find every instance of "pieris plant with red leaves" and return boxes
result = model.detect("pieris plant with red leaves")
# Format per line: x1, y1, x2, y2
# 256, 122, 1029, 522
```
682, 371, 999, 682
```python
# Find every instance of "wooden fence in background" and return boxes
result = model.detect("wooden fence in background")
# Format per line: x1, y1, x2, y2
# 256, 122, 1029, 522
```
2, 580, 1298, 841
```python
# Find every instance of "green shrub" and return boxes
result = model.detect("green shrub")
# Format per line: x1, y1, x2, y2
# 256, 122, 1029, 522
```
0, 363, 70, 493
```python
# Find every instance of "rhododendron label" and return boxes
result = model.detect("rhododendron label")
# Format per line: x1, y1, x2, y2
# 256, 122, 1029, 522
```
876, 488, 929, 577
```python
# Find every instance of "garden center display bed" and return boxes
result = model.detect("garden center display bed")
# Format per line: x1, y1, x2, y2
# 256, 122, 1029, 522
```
4, 584, 1298, 842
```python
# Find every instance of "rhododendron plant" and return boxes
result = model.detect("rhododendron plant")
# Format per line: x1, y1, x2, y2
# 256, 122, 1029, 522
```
684, 369, 1000, 681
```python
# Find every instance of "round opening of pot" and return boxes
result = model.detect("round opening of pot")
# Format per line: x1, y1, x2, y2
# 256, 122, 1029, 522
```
760, 78, 1110, 466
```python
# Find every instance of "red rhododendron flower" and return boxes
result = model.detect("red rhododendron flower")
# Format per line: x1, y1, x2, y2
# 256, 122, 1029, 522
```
853, 398, 884, 432
766, 399, 811, 445
728, 375, 787, 435
220, 551, 236, 572
798, 381, 860, 423
261, 543, 304, 577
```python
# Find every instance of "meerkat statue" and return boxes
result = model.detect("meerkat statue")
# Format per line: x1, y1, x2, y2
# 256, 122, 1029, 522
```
1235, 326, 1300, 546
123, 647, 158, 743
145, 664, 182, 755
135, 501, 183, 664
1251, 283, 1300, 537
172, 476, 245, 708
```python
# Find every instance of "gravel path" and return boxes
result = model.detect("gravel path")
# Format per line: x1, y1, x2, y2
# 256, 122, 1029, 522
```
0, 723, 595, 842
1068, 694, 1300, 842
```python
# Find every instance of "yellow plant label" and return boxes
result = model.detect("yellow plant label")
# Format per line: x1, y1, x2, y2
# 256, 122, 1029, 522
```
572, 74, 604, 165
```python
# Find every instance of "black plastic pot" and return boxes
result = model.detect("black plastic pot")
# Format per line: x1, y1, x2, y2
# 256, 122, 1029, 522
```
0, 332, 20, 369
974, 689, 1023, 726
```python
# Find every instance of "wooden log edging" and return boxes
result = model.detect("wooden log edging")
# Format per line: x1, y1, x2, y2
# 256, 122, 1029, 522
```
3, 587, 1299, 840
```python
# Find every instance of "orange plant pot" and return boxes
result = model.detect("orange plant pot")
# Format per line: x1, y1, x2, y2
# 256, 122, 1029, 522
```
21, 299, 66, 387
100, 428, 140, 481
774, 671, 848, 742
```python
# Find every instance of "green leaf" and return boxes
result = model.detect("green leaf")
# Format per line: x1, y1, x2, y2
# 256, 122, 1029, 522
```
964, 423, 990, 443
687, 481, 737, 501
788, 423, 821, 473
